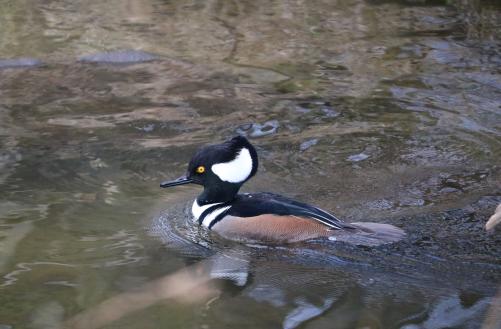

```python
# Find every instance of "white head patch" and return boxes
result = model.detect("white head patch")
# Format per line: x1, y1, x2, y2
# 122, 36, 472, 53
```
211, 147, 253, 183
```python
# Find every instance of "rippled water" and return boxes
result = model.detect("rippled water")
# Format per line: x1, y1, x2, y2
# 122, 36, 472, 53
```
0, 0, 500, 328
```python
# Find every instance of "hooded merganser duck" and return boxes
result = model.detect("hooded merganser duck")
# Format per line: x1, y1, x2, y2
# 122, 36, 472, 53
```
160, 136, 405, 245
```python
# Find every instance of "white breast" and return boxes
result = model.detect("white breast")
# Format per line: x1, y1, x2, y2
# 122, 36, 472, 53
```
192, 200, 231, 228
192, 200, 220, 221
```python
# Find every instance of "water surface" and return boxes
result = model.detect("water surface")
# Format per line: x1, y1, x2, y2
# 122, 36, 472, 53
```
0, 0, 500, 328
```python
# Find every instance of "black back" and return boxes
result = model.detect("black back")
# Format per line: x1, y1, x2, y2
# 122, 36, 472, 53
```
208, 192, 354, 230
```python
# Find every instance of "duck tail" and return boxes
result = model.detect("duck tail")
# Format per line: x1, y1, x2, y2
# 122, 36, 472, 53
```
330, 222, 405, 247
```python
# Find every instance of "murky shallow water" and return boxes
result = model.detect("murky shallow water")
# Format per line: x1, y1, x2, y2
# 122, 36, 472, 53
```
1, 0, 500, 328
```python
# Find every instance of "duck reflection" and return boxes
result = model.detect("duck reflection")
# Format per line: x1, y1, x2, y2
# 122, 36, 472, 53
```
64, 246, 499, 329
65, 255, 219, 329
63, 203, 500, 329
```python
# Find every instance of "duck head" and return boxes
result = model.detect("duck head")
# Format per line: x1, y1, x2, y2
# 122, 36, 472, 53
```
160, 136, 258, 204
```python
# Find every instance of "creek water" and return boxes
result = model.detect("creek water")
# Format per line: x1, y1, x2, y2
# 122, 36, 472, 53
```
0, 0, 500, 328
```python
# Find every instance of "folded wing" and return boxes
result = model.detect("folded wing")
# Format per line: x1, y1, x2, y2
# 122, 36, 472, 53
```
228, 193, 354, 230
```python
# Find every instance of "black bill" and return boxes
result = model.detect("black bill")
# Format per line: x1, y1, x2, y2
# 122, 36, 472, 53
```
160, 175, 193, 188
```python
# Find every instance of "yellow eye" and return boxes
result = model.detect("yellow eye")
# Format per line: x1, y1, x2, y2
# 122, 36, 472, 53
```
196, 166, 205, 174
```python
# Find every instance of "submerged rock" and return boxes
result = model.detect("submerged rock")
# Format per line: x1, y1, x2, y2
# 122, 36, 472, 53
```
78, 50, 158, 64
236, 120, 279, 138
299, 139, 318, 151
294, 101, 339, 118
0, 57, 43, 68
347, 153, 369, 162
399, 197, 425, 207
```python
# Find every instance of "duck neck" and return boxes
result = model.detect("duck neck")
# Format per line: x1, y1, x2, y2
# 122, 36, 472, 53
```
197, 184, 240, 205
